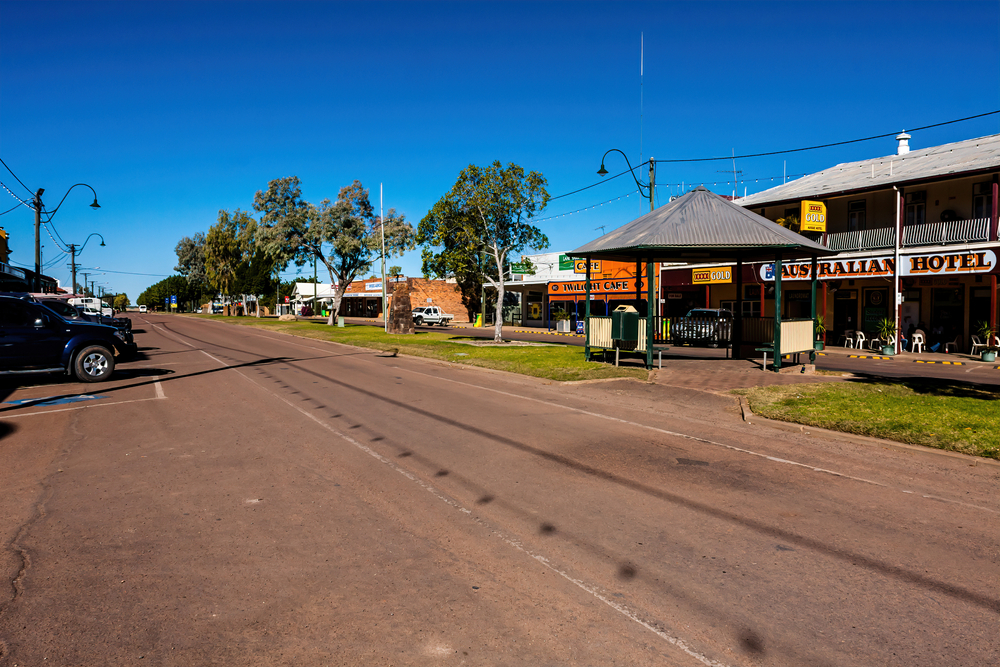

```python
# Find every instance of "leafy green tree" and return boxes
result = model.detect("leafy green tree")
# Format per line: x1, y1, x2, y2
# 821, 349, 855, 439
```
204, 209, 277, 315
421, 161, 549, 340
253, 177, 414, 325
175, 232, 208, 286
113, 293, 129, 312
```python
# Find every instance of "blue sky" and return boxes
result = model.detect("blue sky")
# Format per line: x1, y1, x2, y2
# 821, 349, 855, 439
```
2, 0, 999, 301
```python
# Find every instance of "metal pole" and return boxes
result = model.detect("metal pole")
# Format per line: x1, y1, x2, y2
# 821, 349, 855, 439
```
313, 256, 317, 317
773, 254, 783, 371
69, 245, 77, 295
34, 189, 44, 292
810, 255, 818, 363
646, 258, 654, 368
585, 256, 592, 360
381, 183, 387, 333
648, 158, 655, 212
893, 186, 902, 354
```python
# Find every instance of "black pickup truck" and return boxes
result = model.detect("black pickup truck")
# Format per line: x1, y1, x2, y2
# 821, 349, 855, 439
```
0, 295, 137, 382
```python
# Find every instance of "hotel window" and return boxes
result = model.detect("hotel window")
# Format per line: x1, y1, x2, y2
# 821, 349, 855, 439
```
848, 200, 866, 231
905, 191, 926, 225
973, 182, 994, 219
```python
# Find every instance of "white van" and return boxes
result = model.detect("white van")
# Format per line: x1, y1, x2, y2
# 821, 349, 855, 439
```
69, 297, 113, 317
138, 305, 147, 313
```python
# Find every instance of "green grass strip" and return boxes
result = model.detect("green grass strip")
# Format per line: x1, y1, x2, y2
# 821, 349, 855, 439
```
190, 315, 647, 383
736, 380, 1000, 459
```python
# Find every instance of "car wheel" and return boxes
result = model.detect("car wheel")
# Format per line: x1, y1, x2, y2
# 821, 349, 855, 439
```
74, 345, 115, 382
415, 316, 423, 326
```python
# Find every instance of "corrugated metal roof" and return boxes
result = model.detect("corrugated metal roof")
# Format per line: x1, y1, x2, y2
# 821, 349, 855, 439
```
569, 186, 833, 261
740, 133, 1000, 207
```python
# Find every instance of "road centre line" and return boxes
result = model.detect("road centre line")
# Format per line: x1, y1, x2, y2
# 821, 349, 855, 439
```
171, 320, 998, 515
193, 346, 733, 667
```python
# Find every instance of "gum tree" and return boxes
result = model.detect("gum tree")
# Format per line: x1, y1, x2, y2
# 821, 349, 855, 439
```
253, 177, 413, 325
421, 161, 549, 341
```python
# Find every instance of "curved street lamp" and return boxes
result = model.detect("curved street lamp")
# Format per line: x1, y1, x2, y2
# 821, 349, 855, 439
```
34, 183, 101, 292
597, 148, 655, 213
67, 233, 106, 296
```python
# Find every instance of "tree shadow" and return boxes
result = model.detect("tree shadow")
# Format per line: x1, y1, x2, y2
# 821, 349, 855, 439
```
844, 374, 1000, 401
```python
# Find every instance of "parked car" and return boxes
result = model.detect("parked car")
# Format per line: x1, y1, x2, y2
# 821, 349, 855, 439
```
0, 295, 137, 382
671, 308, 733, 348
37, 299, 135, 344
69, 296, 113, 317
412, 306, 454, 326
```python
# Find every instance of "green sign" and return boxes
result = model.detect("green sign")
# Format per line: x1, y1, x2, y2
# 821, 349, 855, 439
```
558, 254, 573, 271
511, 261, 533, 274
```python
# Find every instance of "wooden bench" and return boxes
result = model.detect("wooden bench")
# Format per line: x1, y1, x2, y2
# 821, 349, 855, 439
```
755, 346, 811, 370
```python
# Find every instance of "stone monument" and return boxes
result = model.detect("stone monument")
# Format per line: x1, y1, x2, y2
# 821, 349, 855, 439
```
387, 282, 415, 334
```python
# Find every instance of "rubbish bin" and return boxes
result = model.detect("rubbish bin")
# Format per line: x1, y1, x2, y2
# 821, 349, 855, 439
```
611, 304, 640, 350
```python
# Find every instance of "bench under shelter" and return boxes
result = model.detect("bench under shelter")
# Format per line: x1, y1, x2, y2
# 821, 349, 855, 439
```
568, 186, 838, 371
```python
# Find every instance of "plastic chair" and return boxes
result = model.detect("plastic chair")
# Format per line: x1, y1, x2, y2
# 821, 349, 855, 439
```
869, 335, 883, 350
841, 330, 855, 348
944, 336, 959, 354
971, 335, 986, 355
911, 332, 925, 354
854, 331, 866, 349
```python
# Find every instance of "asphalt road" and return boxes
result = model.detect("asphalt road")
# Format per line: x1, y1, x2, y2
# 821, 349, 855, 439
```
0, 314, 997, 666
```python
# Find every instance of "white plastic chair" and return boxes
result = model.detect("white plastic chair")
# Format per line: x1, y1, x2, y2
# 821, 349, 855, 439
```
944, 336, 959, 354
854, 331, 866, 349
911, 332, 925, 354
971, 335, 986, 355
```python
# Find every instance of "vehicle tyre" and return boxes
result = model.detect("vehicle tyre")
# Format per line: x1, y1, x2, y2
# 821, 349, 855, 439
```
415, 316, 423, 326
73, 345, 115, 382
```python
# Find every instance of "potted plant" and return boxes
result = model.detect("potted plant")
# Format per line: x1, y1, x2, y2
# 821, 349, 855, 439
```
554, 310, 572, 333
977, 320, 997, 362
875, 317, 897, 355
814, 315, 826, 351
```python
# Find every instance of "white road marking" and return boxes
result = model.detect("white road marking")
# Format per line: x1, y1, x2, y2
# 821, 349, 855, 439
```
174, 320, 999, 516
1, 396, 163, 418
196, 349, 733, 667
154, 381, 166, 399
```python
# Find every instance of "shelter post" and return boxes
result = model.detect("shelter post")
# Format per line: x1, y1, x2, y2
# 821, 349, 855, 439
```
773, 253, 783, 371
810, 255, 818, 363
646, 258, 654, 369
735, 258, 743, 359
585, 256, 592, 361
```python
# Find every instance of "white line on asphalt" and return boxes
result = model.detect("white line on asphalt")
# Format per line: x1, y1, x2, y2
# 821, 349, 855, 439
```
170, 320, 999, 515
393, 368, 1000, 515
199, 349, 733, 667
152, 323, 196, 347
1, 396, 163, 418
155, 382, 165, 399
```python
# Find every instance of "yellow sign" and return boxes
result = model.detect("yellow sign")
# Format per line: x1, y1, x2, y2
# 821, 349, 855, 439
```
529, 302, 541, 319
800, 200, 827, 232
574, 259, 602, 274
691, 267, 733, 284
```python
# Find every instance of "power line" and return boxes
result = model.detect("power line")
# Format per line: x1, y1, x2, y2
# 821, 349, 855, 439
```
548, 109, 1000, 200
0, 158, 34, 197
1, 180, 34, 210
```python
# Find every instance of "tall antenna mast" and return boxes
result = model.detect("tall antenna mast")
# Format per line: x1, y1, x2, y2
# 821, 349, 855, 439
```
639, 33, 643, 170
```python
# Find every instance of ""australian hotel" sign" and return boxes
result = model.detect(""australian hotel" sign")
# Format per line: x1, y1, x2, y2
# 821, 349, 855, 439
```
759, 250, 996, 281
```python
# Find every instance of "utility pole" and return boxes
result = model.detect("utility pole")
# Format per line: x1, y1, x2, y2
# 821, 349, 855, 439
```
648, 157, 655, 212
81, 272, 90, 297
68, 244, 78, 295
33, 188, 44, 292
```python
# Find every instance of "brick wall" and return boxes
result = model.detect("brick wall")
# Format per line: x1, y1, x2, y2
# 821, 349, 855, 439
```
393, 278, 469, 322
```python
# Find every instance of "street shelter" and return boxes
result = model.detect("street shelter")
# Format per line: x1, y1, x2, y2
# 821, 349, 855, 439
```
569, 186, 837, 369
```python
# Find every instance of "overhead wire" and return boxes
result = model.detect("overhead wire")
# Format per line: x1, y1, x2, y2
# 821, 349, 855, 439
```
0, 157, 35, 197
547, 109, 1000, 201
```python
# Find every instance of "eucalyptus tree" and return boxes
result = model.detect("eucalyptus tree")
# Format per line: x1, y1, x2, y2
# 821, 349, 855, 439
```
421, 161, 549, 341
253, 176, 414, 325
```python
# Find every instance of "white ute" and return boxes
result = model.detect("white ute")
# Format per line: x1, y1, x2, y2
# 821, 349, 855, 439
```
412, 306, 454, 326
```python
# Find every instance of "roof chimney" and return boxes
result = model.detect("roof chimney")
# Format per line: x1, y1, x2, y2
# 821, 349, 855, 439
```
896, 131, 911, 155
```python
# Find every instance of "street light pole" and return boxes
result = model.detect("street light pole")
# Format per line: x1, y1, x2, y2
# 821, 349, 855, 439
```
597, 149, 655, 213
33, 189, 44, 292
32, 183, 100, 293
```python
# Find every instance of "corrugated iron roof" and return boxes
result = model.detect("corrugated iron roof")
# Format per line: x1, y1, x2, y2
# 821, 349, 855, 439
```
740, 133, 1000, 207
569, 186, 832, 261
